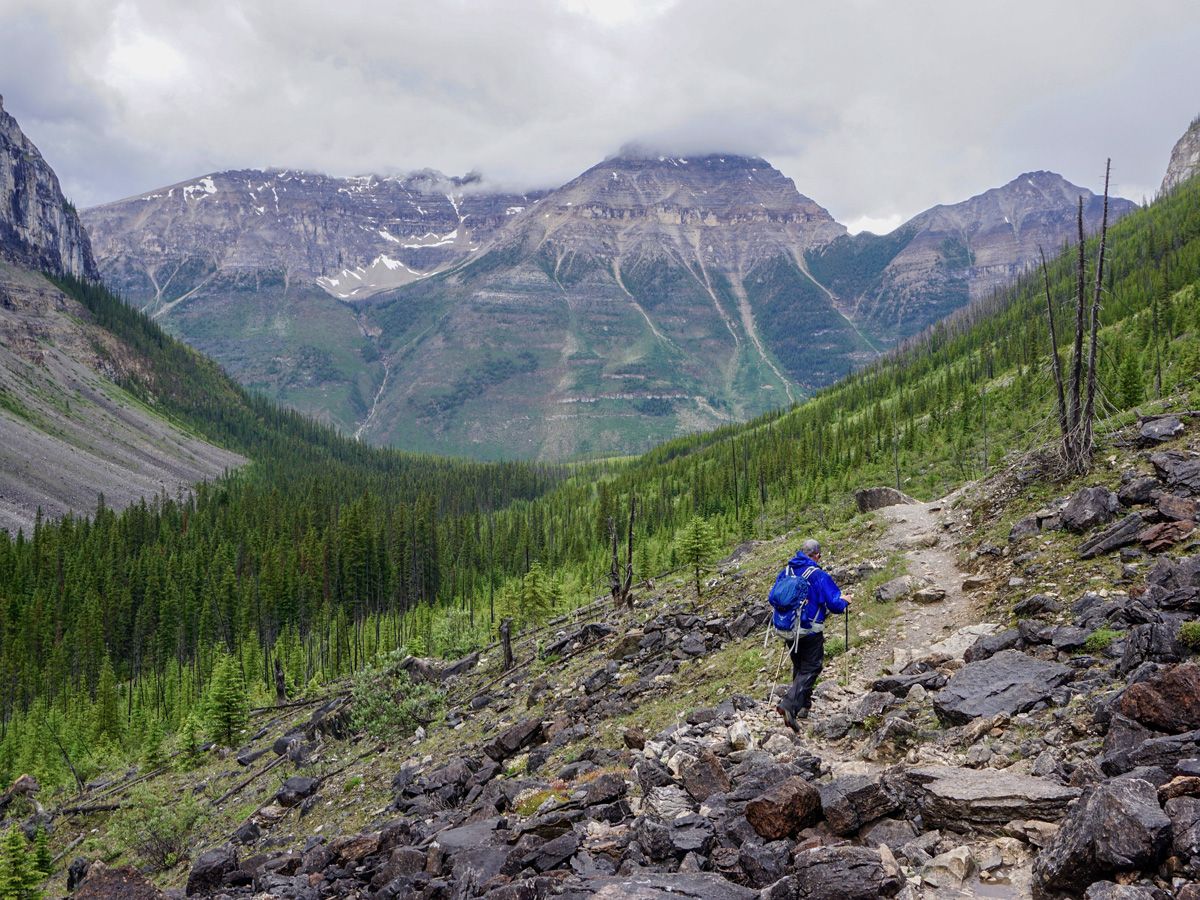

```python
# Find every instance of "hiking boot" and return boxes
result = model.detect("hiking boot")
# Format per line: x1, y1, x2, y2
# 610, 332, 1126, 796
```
795, 707, 811, 720
775, 704, 800, 733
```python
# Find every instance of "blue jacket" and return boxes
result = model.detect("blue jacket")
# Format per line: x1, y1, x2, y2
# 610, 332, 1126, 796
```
781, 551, 848, 630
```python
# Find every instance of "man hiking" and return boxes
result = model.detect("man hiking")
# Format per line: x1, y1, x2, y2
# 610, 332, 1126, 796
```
768, 538, 850, 731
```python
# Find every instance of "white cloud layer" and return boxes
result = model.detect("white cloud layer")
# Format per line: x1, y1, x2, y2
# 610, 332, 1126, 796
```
1, 0, 1198, 224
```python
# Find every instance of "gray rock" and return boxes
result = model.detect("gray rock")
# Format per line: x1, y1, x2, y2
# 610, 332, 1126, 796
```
560, 873, 756, 899
787, 845, 903, 899
859, 817, 918, 852
901, 765, 1079, 829
1033, 778, 1171, 895
745, 776, 821, 840
854, 487, 917, 513
679, 749, 730, 802
1118, 623, 1186, 676
1062, 486, 1119, 533
819, 775, 900, 836
933, 650, 1071, 724
1085, 882, 1171, 900
1150, 451, 1200, 494
1102, 729, 1200, 777
875, 576, 923, 603
963, 627, 1022, 663
738, 840, 791, 888
1119, 476, 1161, 507
275, 776, 320, 808
186, 845, 238, 896
1167, 795, 1200, 859
1080, 513, 1147, 559
1140, 416, 1185, 445
483, 718, 545, 761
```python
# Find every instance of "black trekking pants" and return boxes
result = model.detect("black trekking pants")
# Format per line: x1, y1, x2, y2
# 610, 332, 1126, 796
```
782, 631, 824, 714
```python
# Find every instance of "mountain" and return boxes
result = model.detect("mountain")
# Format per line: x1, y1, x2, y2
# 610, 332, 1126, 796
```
0, 98, 243, 534
358, 152, 858, 458
807, 171, 1137, 340
84, 152, 1134, 460
82, 169, 545, 433
0, 94, 97, 280
1162, 114, 1200, 193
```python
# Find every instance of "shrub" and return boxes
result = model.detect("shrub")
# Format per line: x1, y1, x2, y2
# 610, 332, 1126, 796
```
1084, 628, 1125, 653
1180, 621, 1200, 651
349, 653, 444, 739
109, 787, 204, 871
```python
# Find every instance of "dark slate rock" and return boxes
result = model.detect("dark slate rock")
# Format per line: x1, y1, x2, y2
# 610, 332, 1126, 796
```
1014, 594, 1063, 618
483, 718, 545, 762
963, 627, 1022, 663
788, 844, 903, 899
739, 840, 791, 888
818, 775, 900, 836
933, 650, 1071, 724
871, 670, 947, 697
1151, 451, 1200, 493
560, 873, 757, 899
1085, 882, 1172, 900
900, 765, 1078, 829
1117, 663, 1200, 733
1102, 729, 1200, 777
679, 749, 731, 802
1140, 416, 1186, 445
1118, 623, 1186, 676
186, 845, 238, 896
859, 817, 918, 852
1120, 476, 1162, 507
275, 776, 320, 808
745, 776, 821, 841
1167, 795, 1200, 860
1081, 513, 1147, 559
1033, 779, 1171, 895
1062, 486, 1119, 533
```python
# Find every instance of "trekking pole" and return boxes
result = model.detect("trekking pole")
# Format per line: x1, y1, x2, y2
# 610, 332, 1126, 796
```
842, 610, 851, 686
767, 645, 786, 706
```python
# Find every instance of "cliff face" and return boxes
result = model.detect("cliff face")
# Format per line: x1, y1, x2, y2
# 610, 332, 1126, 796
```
1162, 115, 1200, 194
0, 95, 98, 280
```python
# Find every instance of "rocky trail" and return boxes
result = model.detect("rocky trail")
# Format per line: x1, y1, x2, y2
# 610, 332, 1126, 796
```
41, 413, 1200, 899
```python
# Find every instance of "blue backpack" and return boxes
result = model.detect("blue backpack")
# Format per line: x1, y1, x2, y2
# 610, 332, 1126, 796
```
768, 564, 818, 632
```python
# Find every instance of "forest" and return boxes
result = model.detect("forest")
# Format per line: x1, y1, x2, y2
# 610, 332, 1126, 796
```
1, 175, 1199, 794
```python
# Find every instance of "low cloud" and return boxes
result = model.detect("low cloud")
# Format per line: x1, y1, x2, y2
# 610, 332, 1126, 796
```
2, 0, 1198, 224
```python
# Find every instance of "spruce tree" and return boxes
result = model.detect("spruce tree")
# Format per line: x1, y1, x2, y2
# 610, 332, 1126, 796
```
0, 826, 40, 900
92, 656, 121, 746
32, 830, 50, 880
678, 516, 718, 600
205, 653, 249, 748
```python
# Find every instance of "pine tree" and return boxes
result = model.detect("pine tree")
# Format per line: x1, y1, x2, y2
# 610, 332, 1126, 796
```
141, 717, 166, 771
677, 516, 717, 599
92, 655, 122, 747
205, 653, 249, 748
1117, 351, 1143, 409
0, 825, 40, 900
32, 830, 50, 880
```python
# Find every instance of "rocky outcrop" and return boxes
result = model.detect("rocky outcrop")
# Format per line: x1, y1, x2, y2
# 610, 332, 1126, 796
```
0, 95, 97, 279
854, 486, 917, 513
900, 766, 1079, 829
932, 650, 1071, 724
1033, 779, 1171, 897
1162, 115, 1200, 193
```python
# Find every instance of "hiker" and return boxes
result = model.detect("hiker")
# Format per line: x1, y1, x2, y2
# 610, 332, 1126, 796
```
768, 538, 850, 731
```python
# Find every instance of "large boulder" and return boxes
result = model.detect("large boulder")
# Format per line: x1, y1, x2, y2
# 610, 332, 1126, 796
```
483, 717, 545, 762
745, 775, 822, 840
275, 775, 320, 808
901, 766, 1079, 829
560, 873, 756, 899
787, 845, 903, 899
679, 749, 730, 802
1117, 663, 1200, 733
76, 863, 165, 900
933, 650, 1071, 724
1167, 795, 1200, 861
1140, 416, 1185, 445
1080, 514, 1147, 559
819, 775, 900, 836
854, 487, 916, 513
1062, 486, 1119, 533
874, 576, 923, 603
1102, 729, 1200, 777
1118, 623, 1186, 675
186, 845, 239, 896
1033, 779, 1171, 896
1151, 451, 1200, 493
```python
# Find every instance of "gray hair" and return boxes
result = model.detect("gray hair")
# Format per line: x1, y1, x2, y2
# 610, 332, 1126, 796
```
801, 538, 821, 557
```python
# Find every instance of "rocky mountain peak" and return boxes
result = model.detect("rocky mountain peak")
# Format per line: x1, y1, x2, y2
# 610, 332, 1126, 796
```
0, 95, 98, 280
1162, 114, 1200, 194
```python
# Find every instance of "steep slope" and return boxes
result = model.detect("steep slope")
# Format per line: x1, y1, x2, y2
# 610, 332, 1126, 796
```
1162, 113, 1200, 193
807, 171, 1136, 340
0, 102, 242, 534
361, 153, 861, 458
82, 169, 544, 431
0, 94, 97, 280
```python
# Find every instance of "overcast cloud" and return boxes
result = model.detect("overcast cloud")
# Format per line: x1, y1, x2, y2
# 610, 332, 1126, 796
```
1, 0, 1198, 232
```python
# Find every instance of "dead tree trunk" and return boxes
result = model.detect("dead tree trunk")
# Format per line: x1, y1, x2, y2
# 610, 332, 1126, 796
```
1041, 247, 1069, 438
607, 496, 637, 609
1046, 160, 1112, 476
1078, 159, 1112, 467
273, 656, 288, 705
499, 618, 514, 672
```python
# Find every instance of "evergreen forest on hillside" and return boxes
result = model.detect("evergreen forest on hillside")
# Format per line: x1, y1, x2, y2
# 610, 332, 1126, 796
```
2, 176, 1199, 794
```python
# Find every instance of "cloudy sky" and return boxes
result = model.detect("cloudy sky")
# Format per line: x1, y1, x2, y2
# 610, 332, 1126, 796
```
2, 0, 1198, 232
